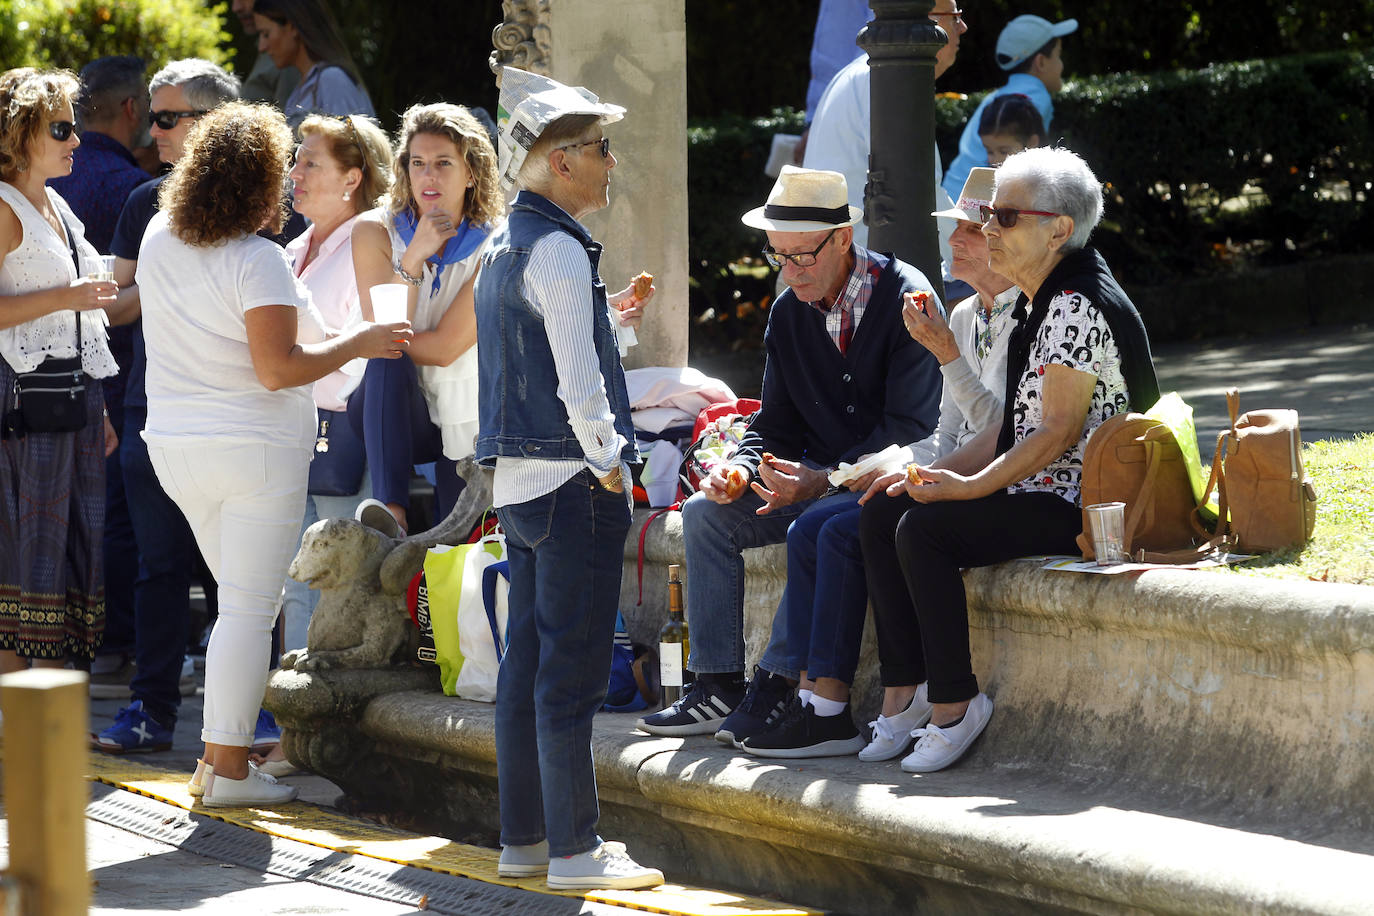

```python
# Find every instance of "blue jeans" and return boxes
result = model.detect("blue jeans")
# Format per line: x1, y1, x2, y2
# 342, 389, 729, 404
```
121, 407, 194, 725
759, 489, 867, 684
348, 355, 462, 518
679, 489, 815, 675
494, 471, 632, 857
99, 404, 136, 655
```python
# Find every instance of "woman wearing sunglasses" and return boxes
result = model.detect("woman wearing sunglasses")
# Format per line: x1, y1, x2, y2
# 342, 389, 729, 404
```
347, 102, 503, 536
0, 68, 120, 675
857, 147, 1160, 774
251, 0, 373, 129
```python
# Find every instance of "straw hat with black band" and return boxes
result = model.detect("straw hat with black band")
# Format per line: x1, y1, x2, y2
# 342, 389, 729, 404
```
741, 165, 863, 233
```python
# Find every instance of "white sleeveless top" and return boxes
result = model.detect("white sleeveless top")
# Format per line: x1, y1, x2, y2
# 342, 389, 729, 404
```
386, 220, 487, 460
0, 182, 118, 377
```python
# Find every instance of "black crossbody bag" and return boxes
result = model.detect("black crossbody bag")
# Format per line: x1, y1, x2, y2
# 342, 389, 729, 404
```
3, 213, 89, 438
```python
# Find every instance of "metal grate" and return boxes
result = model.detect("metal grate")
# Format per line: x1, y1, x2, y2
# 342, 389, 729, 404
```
86, 784, 589, 915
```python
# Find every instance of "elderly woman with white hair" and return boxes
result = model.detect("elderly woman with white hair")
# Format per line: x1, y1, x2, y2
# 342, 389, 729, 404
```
857, 146, 1160, 774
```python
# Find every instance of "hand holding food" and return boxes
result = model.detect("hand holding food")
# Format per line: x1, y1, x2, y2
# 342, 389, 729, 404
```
724, 466, 748, 500
632, 271, 654, 301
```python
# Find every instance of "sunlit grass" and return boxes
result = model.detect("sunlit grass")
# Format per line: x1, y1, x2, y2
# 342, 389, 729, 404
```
1215, 433, 1374, 586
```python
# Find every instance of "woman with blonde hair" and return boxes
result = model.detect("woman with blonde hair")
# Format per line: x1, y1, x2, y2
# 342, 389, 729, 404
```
137, 101, 410, 806
349, 102, 503, 535
276, 113, 393, 657
0, 67, 119, 675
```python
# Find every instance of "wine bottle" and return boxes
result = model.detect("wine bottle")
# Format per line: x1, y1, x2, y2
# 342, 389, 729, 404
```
658, 564, 689, 707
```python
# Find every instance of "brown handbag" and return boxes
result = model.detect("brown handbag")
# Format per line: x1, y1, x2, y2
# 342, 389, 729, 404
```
1075, 412, 1211, 561
1200, 388, 1317, 554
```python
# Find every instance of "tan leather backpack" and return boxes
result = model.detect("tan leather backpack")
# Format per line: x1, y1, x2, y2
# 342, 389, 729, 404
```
1201, 388, 1317, 554
1075, 412, 1208, 561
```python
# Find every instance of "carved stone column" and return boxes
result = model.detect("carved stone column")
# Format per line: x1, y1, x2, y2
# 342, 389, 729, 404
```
490, 0, 690, 370
860, 0, 945, 298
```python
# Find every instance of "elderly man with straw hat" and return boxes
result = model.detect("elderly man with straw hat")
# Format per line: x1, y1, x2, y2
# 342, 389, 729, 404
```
637, 165, 943, 753
474, 67, 660, 890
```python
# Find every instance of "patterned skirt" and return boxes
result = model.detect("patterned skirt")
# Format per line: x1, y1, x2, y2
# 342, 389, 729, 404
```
0, 359, 106, 661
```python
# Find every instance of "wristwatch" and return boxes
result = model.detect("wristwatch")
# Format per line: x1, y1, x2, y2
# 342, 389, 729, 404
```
596, 465, 624, 492
393, 258, 423, 287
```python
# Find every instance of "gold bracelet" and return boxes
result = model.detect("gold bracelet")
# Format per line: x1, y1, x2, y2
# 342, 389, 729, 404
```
597, 466, 623, 492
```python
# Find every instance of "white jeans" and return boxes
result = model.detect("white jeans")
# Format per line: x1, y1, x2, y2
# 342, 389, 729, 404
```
149, 442, 309, 747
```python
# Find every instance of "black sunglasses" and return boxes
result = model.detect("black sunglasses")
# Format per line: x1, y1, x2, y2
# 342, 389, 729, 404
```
762, 227, 839, 269
48, 120, 76, 142
149, 109, 208, 130
558, 136, 611, 158
979, 204, 1061, 228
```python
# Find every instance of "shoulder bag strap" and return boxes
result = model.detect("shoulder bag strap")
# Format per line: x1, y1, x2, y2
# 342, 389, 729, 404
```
56, 210, 83, 354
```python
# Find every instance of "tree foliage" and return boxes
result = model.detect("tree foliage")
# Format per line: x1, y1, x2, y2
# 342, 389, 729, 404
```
0, 0, 230, 75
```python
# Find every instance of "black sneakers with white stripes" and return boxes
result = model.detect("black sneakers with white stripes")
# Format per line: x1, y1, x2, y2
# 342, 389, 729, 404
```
636, 679, 744, 737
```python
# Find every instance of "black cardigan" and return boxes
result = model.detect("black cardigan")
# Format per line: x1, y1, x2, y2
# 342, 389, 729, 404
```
733, 254, 943, 473
995, 245, 1160, 456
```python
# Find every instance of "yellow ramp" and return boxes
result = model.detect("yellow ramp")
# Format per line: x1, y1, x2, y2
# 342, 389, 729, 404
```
84, 754, 821, 916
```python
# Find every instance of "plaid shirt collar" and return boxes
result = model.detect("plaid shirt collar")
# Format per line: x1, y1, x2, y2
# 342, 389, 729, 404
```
807, 246, 886, 352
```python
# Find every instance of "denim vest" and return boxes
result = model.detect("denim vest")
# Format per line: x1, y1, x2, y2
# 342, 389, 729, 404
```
474, 191, 637, 469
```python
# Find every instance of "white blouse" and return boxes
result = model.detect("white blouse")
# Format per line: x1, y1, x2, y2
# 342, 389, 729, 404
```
385, 219, 487, 460
0, 182, 118, 377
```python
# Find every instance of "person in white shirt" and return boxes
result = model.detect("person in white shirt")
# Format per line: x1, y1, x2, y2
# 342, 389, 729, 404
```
137, 101, 409, 807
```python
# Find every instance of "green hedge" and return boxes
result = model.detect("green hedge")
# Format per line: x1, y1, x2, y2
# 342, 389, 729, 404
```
687, 50, 1374, 342
0, 0, 230, 75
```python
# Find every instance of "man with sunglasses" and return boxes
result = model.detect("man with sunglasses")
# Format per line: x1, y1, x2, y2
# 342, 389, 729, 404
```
474, 69, 661, 891
637, 165, 943, 754
91, 60, 242, 755
49, 56, 154, 699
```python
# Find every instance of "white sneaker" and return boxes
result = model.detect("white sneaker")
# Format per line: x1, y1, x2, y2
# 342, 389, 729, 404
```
859, 683, 933, 762
498, 840, 549, 877
355, 498, 402, 539
901, 692, 993, 773
546, 840, 664, 890
201, 766, 299, 808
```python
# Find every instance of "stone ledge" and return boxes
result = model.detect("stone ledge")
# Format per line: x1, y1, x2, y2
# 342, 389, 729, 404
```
268, 551, 1374, 914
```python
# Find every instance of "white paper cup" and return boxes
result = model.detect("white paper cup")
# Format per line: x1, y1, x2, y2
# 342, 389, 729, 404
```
1085, 501, 1127, 565
369, 283, 410, 325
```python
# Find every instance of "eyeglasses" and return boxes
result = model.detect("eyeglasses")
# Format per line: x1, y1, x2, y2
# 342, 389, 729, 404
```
47, 120, 76, 142
979, 204, 1061, 228
149, 109, 208, 130
762, 227, 838, 269
929, 6, 965, 26
558, 137, 610, 158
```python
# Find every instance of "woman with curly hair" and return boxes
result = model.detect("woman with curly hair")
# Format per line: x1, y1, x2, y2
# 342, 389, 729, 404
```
137, 101, 411, 806
0, 67, 119, 675
349, 102, 503, 535
251, 0, 373, 128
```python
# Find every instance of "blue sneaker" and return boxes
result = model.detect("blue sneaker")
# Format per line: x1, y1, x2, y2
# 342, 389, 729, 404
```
253, 708, 281, 751
715, 666, 794, 748
92, 700, 173, 754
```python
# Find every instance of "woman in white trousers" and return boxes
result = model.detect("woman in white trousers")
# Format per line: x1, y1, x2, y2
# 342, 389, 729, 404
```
136, 101, 410, 807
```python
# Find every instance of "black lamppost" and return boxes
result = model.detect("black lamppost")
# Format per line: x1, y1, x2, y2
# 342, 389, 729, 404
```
860, 0, 946, 299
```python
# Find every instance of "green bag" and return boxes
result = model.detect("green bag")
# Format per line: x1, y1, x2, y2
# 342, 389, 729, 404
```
424, 536, 506, 696
1144, 392, 1217, 524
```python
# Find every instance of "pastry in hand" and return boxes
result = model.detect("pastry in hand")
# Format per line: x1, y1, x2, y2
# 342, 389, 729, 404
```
906, 464, 925, 486
632, 271, 654, 300
724, 466, 747, 499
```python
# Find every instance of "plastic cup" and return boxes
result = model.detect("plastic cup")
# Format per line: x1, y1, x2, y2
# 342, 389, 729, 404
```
1085, 502, 1127, 565
88, 254, 116, 283
369, 283, 410, 325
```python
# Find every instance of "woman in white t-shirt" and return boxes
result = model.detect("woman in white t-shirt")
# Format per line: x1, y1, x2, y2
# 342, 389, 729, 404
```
0, 67, 120, 675
349, 102, 503, 535
137, 102, 411, 808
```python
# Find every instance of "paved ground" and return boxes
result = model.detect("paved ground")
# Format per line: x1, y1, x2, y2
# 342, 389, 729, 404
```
1, 322, 1369, 914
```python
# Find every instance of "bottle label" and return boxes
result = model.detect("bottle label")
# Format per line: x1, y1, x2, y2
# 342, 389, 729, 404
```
659, 641, 683, 687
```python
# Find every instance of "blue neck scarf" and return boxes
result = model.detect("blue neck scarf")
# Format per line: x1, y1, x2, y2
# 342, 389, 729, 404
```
393, 210, 491, 294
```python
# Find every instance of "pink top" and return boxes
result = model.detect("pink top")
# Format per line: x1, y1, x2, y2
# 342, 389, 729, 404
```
286, 214, 364, 411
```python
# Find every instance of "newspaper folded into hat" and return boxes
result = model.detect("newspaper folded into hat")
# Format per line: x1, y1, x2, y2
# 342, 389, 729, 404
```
496, 67, 626, 189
